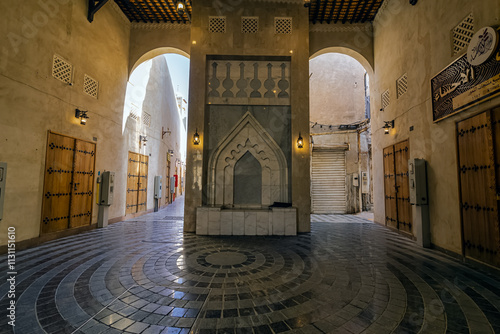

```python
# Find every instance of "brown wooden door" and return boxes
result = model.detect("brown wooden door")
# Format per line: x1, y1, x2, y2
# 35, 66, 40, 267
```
138, 155, 148, 212
383, 140, 412, 234
41, 132, 95, 234
165, 156, 171, 206
458, 110, 500, 267
126, 152, 148, 215
395, 140, 412, 234
383, 146, 397, 229
70, 140, 95, 228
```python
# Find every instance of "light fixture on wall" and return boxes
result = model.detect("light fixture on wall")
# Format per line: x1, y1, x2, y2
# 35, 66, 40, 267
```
383, 120, 394, 135
176, 0, 191, 22
297, 132, 304, 149
303, 0, 311, 8
139, 135, 148, 146
168, 149, 174, 156
162, 126, 171, 139
75, 109, 89, 125
193, 129, 200, 145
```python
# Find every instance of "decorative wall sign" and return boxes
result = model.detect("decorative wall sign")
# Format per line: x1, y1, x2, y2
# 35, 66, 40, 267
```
431, 27, 500, 122
467, 26, 498, 66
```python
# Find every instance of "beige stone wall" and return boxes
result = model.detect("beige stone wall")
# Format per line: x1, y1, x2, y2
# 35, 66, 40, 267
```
0, 0, 185, 245
184, 0, 311, 232
371, 0, 500, 253
310, 53, 367, 125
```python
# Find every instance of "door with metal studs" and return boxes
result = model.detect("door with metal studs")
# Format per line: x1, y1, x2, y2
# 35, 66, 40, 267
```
41, 132, 95, 233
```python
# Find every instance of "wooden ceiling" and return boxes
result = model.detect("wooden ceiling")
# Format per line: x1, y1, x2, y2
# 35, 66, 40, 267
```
309, 0, 385, 24
112, 0, 384, 24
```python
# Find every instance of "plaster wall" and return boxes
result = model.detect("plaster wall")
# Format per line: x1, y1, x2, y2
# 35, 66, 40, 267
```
371, 0, 500, 253
310, 53, 367, 125
0, 0, 131, 245
184, 0, 310, 232
0, 0, 185, 246
128, 24, 191, 74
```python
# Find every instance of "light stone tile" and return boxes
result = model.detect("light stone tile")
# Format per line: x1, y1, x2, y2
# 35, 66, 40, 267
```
272, 208, 285, 235
233, 211, 245, 235
196, 208, 208, 235
284, 209, 297, 235
208, 208, 221, 235
256, 211, 269, 235
244, 211, 257, 235
220, 211, 233, 235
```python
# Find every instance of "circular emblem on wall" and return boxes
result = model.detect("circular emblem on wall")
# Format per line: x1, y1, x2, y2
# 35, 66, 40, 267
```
467, 26, 499, 66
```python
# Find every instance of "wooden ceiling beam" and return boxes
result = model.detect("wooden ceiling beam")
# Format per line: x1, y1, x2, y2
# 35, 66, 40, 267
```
342, 0, 354, 24
333, 0, 345, 23
319, 0, 329, 24
155, 0, 174, 22
354, 0, 369, 23
147, 0, 168, 22
312, 0, 321, 24
326, 0, 337, 24
361, 0, 377, 22
350, 0, 361, 23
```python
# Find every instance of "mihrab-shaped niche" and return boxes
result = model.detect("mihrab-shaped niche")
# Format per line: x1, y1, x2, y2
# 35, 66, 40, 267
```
208, 112, 288, 208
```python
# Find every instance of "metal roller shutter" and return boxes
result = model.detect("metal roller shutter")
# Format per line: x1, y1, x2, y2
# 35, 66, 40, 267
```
311, 148, 346, 214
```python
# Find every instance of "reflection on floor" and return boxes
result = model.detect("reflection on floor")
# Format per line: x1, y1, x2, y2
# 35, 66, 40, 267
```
1, 198, 499, 334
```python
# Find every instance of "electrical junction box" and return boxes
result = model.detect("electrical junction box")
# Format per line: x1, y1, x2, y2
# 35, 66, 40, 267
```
361, 172, 369, 194
353, 174, 359, 187
154, 175, 162, 199
100, 171, 114, 206
0, 162, 6, 220
409, 158, 428, 206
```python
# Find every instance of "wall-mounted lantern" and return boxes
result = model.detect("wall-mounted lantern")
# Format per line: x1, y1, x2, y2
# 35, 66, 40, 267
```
75, 109, 89, 125
193, 129, 200, 145
140, 135, 148, 146
383, 120, 394, 135
297, 132, 304, 148
303, 0, 311, 7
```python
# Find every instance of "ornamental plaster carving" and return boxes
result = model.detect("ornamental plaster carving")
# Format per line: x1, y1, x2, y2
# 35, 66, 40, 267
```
131, 22, 191, 30
208, 112, 288, 207
309, 23, 372, 33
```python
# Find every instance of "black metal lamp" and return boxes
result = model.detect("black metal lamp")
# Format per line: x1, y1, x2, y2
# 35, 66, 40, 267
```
75, 109, 89, 125
193, 129, 200, 145
297, 132, 304, 148
383, 120, 394, 135
140, 135, 148, 146
303, 0, 311, 7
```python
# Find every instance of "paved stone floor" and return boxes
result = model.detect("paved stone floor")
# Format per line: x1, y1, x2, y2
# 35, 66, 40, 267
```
1, 198, 500, 334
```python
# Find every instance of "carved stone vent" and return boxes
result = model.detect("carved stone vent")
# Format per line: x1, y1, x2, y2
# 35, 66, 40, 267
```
142, 112, 151, 127
452, 13, 474, 55
275, 17, 292, 34
209, 16, 226, 33
52, 54, 73, 84
396, 73, 408, 99
382, 89, 390, 110
83, 74, 99, 99
242, 17, 258, 34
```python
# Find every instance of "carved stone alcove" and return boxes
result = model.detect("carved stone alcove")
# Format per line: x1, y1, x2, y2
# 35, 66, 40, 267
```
207, 112, 288, 208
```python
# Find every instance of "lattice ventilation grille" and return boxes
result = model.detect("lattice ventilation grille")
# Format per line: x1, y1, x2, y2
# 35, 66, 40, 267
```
142, 112, 151, 127
396, 73, 408, 99
83, 74, 99, 99
209, 16, 226, 33
242, 17, 258, 34
129, 104, 140, 121
452, 13, 474, 55
275, 17, 292, 34
382, 90, 390, 110
52, 54, 73, 84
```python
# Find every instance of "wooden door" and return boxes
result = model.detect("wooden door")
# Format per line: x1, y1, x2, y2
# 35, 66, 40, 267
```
383, 140, 412, 234
41, 132, 95, 234
70, 140, 95, 228
126, 152, 148, 215
126, 152, 140, 215
165, 155, 171, 206
458, 110, 500, 266
138, 155, 148, 212
395, 140, 412, 234
383, 146, 397, 229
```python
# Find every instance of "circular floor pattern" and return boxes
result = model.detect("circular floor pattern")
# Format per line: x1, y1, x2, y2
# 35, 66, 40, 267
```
1, 213, 500, 334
